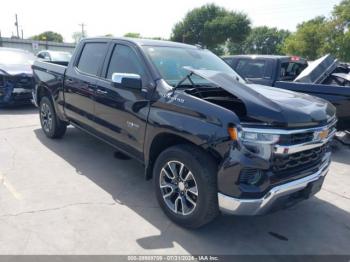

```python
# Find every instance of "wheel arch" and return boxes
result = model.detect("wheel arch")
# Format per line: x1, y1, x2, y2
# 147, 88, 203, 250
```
36, 84, 51, 106
36, 84, 68, 123
144, 132, 221, 180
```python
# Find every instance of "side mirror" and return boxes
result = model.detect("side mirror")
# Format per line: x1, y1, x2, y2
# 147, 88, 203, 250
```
111, 73, 142, 90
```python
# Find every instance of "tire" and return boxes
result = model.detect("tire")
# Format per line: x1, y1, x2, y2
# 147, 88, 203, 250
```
39, 96, 67, 139
153, 144, 219, 228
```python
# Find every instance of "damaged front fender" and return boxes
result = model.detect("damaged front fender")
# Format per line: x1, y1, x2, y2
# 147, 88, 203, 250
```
0, 74, 34, 106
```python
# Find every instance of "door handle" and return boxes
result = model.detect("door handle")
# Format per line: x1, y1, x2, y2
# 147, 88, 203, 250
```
66, 78, 74, 84
96, 89, 108, 95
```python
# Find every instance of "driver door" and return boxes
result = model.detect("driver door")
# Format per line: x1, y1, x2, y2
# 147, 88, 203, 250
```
93, 42, 153, 161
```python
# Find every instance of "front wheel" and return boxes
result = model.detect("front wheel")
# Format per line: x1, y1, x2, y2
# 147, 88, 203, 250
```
39, 96, 67, 139
153, 144, 219, 228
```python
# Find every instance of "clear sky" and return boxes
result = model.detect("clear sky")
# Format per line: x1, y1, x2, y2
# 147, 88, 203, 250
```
0, 0, 342, 42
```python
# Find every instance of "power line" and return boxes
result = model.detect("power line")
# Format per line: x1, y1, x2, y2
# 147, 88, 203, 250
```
14, 14, 19, 38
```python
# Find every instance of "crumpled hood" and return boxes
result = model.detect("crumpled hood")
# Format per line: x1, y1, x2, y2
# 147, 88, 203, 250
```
294, 54, 337, 84
184, 67, 335, 128
0, 63, 33, 76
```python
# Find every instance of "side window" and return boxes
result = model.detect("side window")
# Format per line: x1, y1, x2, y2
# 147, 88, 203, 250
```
77, 43, 108, 76
44, 53, 51, 60
280, 62, 307, 80
106, 44, 146, 81
37, 52, 45, 59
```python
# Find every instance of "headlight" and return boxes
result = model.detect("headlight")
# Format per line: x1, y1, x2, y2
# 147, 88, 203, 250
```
239, 130, 280, 159
240, 131, 280, 144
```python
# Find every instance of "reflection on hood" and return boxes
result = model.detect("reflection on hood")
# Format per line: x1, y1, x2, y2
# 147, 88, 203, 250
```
0, 63, 33, 76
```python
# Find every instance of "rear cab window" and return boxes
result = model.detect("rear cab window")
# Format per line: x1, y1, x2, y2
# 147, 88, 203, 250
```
76, 42, 108, 76
235, 59, 273, 79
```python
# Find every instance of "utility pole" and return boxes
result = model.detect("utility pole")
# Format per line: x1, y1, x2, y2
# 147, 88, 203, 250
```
79, 23, 86, 38
21, 29, 23, 39
14, 14, 19, 38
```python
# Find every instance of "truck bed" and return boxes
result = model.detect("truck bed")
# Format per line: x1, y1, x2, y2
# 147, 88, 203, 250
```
32, 60, 67, 76
31, 60, 67, 121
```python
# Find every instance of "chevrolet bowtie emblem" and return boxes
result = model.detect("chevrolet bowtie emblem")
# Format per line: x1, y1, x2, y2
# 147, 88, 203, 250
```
314, 129, 329, 141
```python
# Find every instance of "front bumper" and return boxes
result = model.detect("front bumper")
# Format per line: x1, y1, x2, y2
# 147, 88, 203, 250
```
0, 89, 33, 106
218, 158, 330, 215
0, 74, 34, 106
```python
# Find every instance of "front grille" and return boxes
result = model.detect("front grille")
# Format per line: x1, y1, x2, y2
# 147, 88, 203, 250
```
13, 75, 34, 89
13, 92, 33, 101
279, 132, 314, 145
272, 144, 329, 173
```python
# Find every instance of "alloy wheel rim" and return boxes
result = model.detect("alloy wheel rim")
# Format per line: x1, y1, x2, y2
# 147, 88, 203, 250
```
159, 160, 198, 216
41, 103, 52, 133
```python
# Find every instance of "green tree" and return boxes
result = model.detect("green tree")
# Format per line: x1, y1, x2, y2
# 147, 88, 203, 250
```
72, 31, 85, 44
123, 33, 163, 40
31, 31, 64, 43
282, 1, 350, 61
170, 4, 251, 54
333, 0, 350, 25
124, 32, 141, 38
329, 0, 350, 61
282, 17, 329, 60
233, 26, 290, 55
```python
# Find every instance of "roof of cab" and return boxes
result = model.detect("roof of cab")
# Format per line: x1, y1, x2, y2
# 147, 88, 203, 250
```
83, 37, 198, 49
222, 54, 291, 60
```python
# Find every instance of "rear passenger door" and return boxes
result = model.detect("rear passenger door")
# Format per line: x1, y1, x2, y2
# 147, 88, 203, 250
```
64, 42, 109, 130
93, 42, 153, 161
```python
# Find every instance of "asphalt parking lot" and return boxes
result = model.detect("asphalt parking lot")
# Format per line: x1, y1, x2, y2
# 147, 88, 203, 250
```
0, 106, 350, 255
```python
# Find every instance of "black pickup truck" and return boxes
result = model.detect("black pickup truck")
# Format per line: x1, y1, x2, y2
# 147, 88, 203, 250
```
32, 38, 336, 228
223, 54, 350, 131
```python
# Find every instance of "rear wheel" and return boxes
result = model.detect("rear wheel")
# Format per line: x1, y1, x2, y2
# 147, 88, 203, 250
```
153, 144, 219, 228
39, 96, 67, 139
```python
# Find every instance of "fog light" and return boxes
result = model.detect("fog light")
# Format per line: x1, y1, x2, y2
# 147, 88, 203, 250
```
240, 168, 264, 186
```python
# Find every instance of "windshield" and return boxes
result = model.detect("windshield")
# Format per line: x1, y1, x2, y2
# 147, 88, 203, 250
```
143, 46, 244, 86
50, 52, 72, 62
0, 49, 35, 65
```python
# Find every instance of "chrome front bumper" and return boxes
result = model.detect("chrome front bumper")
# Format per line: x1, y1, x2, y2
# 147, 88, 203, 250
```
218, 158, 330, 215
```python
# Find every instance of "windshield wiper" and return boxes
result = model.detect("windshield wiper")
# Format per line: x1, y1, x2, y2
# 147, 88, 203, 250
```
172, 72, 203, 98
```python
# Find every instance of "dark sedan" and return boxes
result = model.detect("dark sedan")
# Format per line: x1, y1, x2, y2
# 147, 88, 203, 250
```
0, 48, 36, 106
